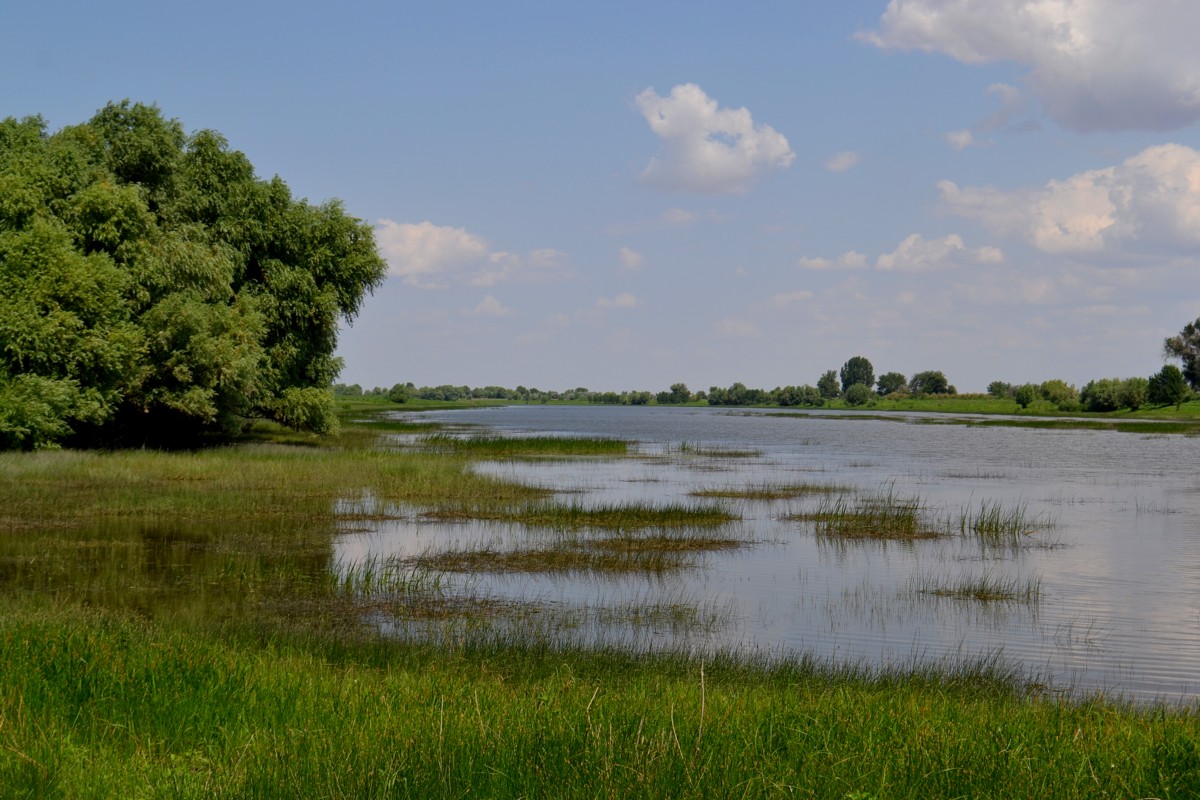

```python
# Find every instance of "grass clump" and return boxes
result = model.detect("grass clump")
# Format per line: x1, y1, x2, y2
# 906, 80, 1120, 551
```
422, 500, 737, 531
912, 572, 1043, 603
959, 499, 1047, 547
420, 434, 630, 458
788, 490, 942, 541
690, 481, 849, 500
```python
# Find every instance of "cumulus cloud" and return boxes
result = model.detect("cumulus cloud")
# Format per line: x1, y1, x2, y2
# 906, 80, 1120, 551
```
824, 151, 861, 172
876, 234, 1004, 271
635, 83, 795, 193
939, 143, 1200, 253
465, 295, 514, 317
618, 247, 645, 270
376, 220, 489, 287
595, 292, 640, 310
797, 251, 869, 270
376, 219, 563, 288
858, 0, 1200, 132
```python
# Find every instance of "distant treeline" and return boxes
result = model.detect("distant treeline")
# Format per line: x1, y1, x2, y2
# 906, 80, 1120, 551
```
336, 346, 1196, 412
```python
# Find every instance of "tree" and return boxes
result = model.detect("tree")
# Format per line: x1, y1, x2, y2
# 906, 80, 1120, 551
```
817, 370, 840, 399
908, 370, 951, 396
1040, 379, 1078, 410
0, 102, 386, 449
876, 372, 907, 396
387, 383, 411, 404
840, 356, 874, 393
1014, 384, 1037, 409
1164, 318, 1200, 389
844, 383, 872, 406
1149, 365, 1189, 409
987, 381, 1014, 399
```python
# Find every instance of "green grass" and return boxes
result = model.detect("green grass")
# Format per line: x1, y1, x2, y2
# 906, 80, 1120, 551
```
788, 490, 942, 541
3, 596, 1199, 798
690, 481, 850, 500
3, 407, 1200, 797
420, 433, 631, 457
422, 500, 738, 530
912, 572, 1043, 603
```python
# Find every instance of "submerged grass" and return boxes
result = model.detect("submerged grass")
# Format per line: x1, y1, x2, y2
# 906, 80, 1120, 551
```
912, 572, 1043, 603
690, 480, 850, 500
788, 490, 941, 541
422, 500, 737, 530
420, 433, 630, 457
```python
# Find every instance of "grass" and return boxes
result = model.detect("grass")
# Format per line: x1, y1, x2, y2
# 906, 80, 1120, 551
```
3, 596, 1200, 798
912, 572, 1043, 603
690, 481, 850, 500
788, 490, 942, 541
419, 433, 631, 457
421, 500, 738, 530
959, 499, 1048, 547
3, 407, 1200, 797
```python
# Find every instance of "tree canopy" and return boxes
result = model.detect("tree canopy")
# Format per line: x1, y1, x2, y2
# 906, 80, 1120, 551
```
1164, 318, 1200, 390
0, 102, 386, 449
839, 356, 874, 392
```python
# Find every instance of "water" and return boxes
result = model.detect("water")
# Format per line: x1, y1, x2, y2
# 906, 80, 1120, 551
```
335, 405, 1200, 702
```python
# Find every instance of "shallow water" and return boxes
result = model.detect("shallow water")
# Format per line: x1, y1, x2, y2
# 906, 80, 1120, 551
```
335, 405, 1200, 702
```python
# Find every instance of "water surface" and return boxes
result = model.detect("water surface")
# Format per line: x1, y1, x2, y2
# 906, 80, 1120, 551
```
336, 405, 1200, 702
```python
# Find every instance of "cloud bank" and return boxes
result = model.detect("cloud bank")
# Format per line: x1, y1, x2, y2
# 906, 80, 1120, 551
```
859, 0, 1200, 132
940, 144, 1200, 253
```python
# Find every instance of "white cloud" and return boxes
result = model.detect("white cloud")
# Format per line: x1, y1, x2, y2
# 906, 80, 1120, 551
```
797, 251, 869, 270
770, 290, 814, 307
635, 83, 795, 193
859, 0, 1200, 132
876, 233, 1004, 271
465, 295, 514, 317
618, 247, 645, 270
940, 143, 1200, 253
824, 151, 861, 172
375, 219, 564, 288
376, 220, 489, 287
595, 292, 640, 309
945, 129, 975, 151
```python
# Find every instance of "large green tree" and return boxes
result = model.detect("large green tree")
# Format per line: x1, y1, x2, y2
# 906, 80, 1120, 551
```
0, 102, 386, 449
839, 356, 874, 392
1164, 317, 1200, 390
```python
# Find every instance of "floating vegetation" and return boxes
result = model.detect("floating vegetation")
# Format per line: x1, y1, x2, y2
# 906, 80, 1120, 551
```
690, 481, 850, 500
421, 500, 738, 531
410, 543, 692, 575
419, 434, 631, 457
911, 572, 1042, 604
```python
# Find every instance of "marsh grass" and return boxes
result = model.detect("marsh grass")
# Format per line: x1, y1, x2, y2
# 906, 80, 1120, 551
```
421, 500, 738, 530
675, 441, 762, 458
420, 434, 630, 458
690, 481, 850, 500
958, 499, 1047, 547
789, 490, 941, 541
912, 572, 1043, 603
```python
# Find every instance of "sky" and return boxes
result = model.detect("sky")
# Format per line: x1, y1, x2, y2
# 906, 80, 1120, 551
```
4, 0, 1200, 394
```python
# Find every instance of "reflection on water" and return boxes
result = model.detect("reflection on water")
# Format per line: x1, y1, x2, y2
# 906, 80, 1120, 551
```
335, 405, 1200, 702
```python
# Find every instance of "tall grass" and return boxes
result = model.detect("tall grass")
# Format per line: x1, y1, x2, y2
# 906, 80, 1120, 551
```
789, 489, 941, 540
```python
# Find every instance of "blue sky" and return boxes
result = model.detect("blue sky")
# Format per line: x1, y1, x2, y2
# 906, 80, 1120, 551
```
5, 1, 1200, 393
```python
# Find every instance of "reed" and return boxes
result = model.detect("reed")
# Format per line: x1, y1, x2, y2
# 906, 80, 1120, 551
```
912, 572, 1043, 603
420, 434, 630, 457
422, 500, 737, 530
788, 490, 942, 540
690, 481, 850, 499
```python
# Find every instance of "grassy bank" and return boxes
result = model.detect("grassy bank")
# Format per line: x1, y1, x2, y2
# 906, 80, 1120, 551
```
2, 410, 1199, 797
4, 596, 1200, 799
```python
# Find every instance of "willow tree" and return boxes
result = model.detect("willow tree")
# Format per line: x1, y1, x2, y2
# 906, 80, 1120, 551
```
0, 101, 386, 449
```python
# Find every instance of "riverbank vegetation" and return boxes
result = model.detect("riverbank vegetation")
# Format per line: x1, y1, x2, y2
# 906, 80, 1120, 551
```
4, 409, 1200, 796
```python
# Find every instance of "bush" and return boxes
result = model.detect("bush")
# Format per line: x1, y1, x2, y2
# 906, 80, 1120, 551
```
844, 383, 872, 406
